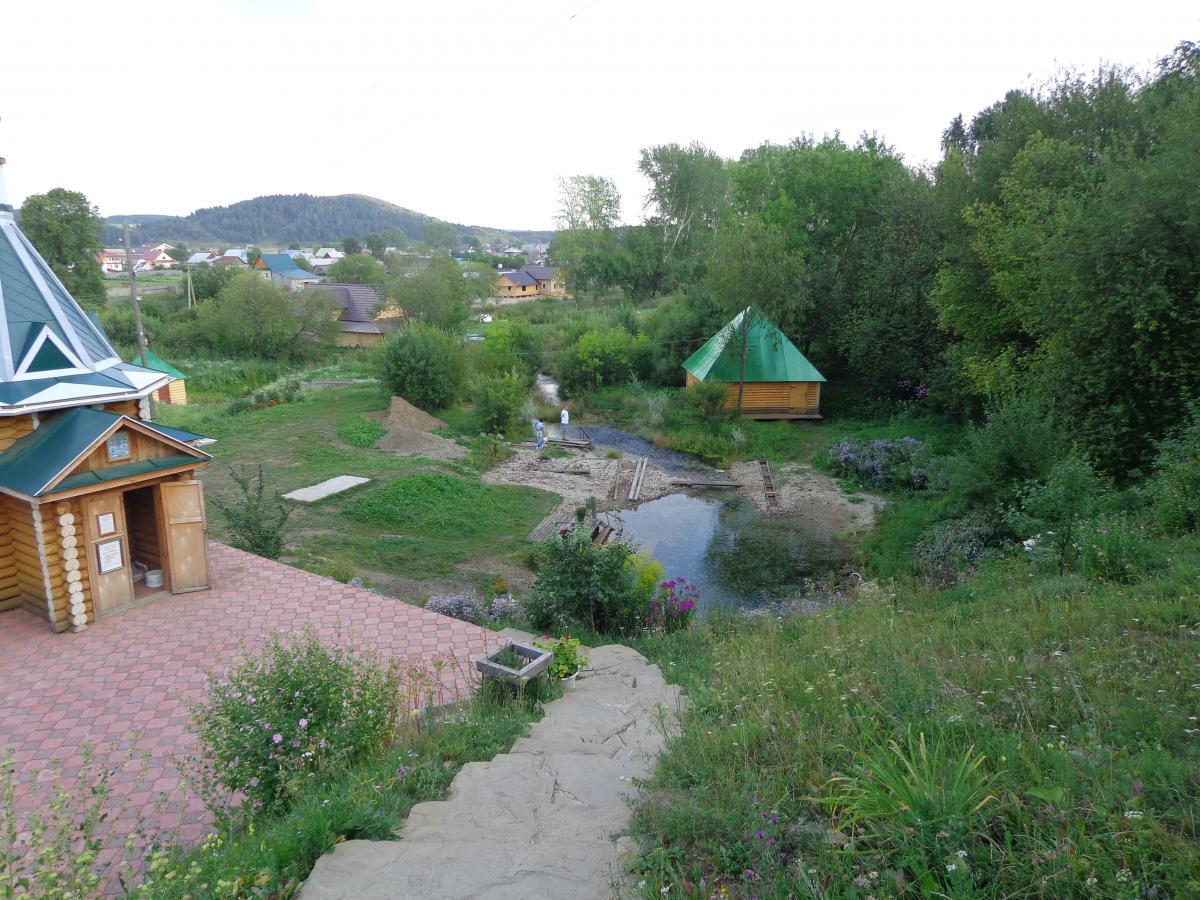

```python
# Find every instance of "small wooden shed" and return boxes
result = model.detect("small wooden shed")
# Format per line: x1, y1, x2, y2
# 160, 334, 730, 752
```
140, 350, 188, 405
0, 157, 213, 632
683, 308, 825, 419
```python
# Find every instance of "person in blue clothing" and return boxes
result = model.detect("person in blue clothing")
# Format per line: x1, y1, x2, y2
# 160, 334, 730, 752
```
534, 417, 545, 451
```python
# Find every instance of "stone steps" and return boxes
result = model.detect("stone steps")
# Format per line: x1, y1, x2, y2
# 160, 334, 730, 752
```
298, 644, 683, 900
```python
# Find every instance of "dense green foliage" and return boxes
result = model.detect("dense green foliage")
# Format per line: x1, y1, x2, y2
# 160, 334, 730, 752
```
376, 323, 466, 411
548, 43, 1200, 477
526, 527, 646, 635
187, 272, 340, 360
470, 369, 527, 433
335, 415, 387, 448
19, 188, 106, 310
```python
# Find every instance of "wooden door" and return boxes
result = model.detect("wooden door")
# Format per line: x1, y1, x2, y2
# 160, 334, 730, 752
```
160, 481, 209, 593
83, 492, 134, 616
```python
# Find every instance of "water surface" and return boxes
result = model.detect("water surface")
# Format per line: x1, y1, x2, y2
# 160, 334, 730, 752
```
615, 492, 850, 612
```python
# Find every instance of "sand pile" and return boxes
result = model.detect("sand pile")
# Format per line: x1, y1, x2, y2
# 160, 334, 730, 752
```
384, 396, 447, 431
375, 428, 467, 460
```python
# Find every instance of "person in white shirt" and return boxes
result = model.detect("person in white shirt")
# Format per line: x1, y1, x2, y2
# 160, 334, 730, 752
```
560, 405, 570, 439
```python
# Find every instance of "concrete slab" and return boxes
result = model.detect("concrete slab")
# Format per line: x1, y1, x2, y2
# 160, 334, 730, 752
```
283, 475, 369, 502
299, 643, 684, 900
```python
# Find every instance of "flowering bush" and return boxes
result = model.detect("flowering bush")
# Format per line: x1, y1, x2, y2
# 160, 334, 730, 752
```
534, 635, 588, 678
425, 592, 522, 625
187, 629, 401, 815
828, 436, 932, 490
648, 578, 699, 633
225, 374, 304, 415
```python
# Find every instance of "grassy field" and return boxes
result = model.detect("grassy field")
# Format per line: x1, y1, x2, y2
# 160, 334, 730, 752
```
157, 383, 556, 599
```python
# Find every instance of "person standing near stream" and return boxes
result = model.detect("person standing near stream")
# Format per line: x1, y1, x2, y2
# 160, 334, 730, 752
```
560, 404, 570, 441
534, 417, 545, 451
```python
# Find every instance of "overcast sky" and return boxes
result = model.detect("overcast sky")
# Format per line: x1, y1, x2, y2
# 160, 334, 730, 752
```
1, 0, 1195, 233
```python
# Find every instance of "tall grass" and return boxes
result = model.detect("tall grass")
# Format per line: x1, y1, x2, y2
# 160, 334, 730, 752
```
628, 540, 1200, 897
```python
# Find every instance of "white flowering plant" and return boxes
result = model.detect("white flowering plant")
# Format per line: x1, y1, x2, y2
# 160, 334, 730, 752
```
187, 628, 401, 815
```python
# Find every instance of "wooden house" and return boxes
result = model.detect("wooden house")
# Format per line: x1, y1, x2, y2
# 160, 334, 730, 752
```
304, 283, 400, 348
140, 350, 188, 405
0, 156, 213, 633
496, 265, 563, 299
682, 307, 825, 419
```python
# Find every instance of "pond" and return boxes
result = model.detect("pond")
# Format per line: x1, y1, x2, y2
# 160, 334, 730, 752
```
614, 492, 851, 613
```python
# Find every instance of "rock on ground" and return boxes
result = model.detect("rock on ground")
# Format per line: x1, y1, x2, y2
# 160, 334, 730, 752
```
298, 644, 683, 900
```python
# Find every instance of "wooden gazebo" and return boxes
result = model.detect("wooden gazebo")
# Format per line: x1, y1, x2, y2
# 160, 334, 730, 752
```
683, 307, 826, 419
0, 155, 212, 632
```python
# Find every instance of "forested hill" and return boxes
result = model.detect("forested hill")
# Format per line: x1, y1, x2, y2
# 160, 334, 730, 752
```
99, 193, 553, 247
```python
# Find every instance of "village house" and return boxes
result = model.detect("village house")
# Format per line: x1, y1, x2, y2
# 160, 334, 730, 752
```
314, 247, 345, 260
186, 251, 217, 266
98, 249, 126, 273
683, 307, 826, 419
135, 243, 177, 270
305, 283, 401, 348
0, 157, 214, 632
255, 253, 320, 291
496, 264, 563, 299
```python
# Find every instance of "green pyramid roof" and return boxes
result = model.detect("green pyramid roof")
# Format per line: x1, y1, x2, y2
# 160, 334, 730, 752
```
135, 349, 185, 380
683, 308, 825, 384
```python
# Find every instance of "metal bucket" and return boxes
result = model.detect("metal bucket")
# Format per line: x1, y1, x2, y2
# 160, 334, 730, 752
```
145, 569, 164, 589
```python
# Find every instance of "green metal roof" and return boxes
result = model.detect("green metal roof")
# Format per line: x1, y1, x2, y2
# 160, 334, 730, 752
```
134, 349, 186, 380
0, 406, 208, 496
682, 308, 825, 384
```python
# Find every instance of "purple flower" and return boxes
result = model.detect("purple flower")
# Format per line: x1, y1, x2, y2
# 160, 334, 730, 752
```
299, 718, 308, 728
272, 733, 283, 744
247, 777, 260, 788
756, 830, 766, 839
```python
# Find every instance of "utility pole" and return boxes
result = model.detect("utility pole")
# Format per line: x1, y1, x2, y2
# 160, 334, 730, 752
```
123, 222, 156, 419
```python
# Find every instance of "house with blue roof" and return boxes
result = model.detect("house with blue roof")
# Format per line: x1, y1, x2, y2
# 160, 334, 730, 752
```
254, 253, 320, 291
0, 153, 214, 633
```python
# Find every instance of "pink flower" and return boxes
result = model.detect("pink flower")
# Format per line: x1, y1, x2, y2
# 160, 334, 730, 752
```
272, 733, 283, 744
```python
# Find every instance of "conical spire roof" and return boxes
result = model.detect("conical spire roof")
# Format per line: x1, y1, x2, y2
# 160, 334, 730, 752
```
0, 159, 168, 415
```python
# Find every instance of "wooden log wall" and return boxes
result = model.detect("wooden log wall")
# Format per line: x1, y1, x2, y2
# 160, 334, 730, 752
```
51, 499, 92, 632
125, 489, 161, 570
0, 496, 19, 613
6, 497, 52, 625
104, 400, 140, 418
0, 415, 36, 453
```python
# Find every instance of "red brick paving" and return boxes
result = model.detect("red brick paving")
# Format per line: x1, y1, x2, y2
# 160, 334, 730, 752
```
0, 541, 505, 855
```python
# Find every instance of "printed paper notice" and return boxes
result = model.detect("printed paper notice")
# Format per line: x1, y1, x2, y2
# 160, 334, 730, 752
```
97, 512, 116, 536
97, 538, 123, 574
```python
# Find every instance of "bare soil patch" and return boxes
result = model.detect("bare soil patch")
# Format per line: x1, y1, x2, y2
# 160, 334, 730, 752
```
482, 447, 677, 510
730, 461, 883, 535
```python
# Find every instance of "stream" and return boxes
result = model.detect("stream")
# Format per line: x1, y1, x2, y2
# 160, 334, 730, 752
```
536, 373, 851, 612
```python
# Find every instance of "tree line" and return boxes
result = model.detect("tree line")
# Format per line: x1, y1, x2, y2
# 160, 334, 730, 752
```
551, 42, 1200, 475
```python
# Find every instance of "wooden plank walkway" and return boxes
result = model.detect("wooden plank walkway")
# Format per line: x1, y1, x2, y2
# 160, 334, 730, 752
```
758, 457, 779, 508
670, 478, 740, 489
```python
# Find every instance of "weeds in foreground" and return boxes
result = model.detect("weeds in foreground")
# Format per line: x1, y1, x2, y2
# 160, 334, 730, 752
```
628, 541, 1200, 897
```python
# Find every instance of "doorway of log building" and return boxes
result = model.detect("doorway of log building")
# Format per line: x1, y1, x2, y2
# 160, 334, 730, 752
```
123, 485, 168, 602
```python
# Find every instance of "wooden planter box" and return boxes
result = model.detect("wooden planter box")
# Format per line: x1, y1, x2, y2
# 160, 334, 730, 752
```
475, 641, 552, 687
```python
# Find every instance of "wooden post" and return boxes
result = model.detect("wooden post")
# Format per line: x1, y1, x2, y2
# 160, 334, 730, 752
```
123, 222, 157, 420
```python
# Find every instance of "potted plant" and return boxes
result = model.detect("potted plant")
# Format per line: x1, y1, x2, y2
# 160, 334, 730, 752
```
475, 641, 552, 687
534, 635, 588, 688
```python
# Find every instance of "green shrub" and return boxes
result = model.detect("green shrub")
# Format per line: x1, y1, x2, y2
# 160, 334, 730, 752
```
1076, 514, 1164, 583
684, 379, 730, 419
1150, 399, 1200, 534
187, 629, 401, 815
913, 514, 999, 584
212, 465, 291, 559
336, 415, 387, 448
556, 327, 650, 397
526, 528, 644, 635
377, 323, 465, 412
470, 369, 528, 434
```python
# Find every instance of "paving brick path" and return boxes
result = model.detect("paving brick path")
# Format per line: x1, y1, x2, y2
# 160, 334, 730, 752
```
0, 541, 503, 851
